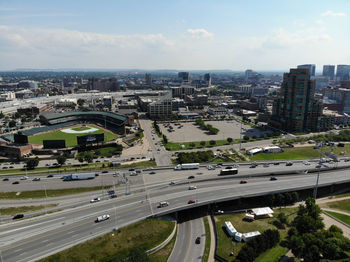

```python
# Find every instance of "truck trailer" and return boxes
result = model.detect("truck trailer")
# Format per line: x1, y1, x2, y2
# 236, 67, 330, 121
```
174, 163, 200, 170
63, 173, 96, 181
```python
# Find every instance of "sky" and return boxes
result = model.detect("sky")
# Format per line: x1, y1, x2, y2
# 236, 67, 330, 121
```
0, 0, 349, 71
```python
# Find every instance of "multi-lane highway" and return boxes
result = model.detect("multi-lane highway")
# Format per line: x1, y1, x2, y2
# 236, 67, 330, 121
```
1, 163, 350, 261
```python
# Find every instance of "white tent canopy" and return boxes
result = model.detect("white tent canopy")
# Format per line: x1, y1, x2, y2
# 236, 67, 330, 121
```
251, 207, 274, 216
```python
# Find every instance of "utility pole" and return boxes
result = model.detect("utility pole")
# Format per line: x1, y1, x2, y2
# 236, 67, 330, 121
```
239, 119, 243, 151
44, 184, 48, 215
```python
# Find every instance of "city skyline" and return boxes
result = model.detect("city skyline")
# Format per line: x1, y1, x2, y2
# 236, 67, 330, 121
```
0, 0, 349, 70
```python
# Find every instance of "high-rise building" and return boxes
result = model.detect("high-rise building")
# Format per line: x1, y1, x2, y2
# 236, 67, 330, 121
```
297, 64, 316, 76
178, 72, 190, 82
204, 73, 211, 87
322, 65, 335, 80
336, 65, 350, 81
148, 92, 172, 119
245, 69, 253, 81
269, 68, 324, 132
145, 73, 152, 86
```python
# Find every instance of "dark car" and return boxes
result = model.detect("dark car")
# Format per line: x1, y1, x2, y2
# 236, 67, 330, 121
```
188, 175, 195, 179
270, 176, 277, 181
195, 237, 201, 244
47, 174, 54, 178
286, 162, 293, 166
110, 194, 117, 198
240, 180, 247, 184
129, 168, 135, 171
2, 178, 9, 181
149, 171, 156, 175
12, 181, 19, 184
101, 170, 108, 173
13, 214, 24, 220
32, 177, 41, 181
273, 162, 280, 165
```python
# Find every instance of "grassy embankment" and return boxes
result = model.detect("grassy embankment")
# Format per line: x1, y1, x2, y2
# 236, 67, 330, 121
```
249, 144, 350, 161
38, 219, 175, 262
215, 207, 298, 262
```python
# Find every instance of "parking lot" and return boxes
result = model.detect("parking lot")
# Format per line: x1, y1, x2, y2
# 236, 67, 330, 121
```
159, 120, 272, 142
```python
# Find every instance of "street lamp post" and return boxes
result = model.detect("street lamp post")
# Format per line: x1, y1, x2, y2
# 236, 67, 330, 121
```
239, 119, 243, 151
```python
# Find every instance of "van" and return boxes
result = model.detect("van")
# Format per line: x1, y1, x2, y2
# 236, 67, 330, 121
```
157, 201, 169, 208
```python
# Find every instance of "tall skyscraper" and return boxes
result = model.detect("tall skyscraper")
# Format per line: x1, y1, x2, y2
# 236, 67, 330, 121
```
322, 65, 335, 80
145, 73, 152, 86
297, 64, 316, 76
245, 69, 253, 81
270, 68, 323, 132
178, 72, 190, 82
336, 65, 350, 81
204, 73, 211, 87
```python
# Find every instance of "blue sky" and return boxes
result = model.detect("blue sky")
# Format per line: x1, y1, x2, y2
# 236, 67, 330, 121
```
0, 0, 349, 71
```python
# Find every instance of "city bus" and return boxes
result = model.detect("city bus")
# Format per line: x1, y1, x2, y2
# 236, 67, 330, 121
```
219, 168, 238, 175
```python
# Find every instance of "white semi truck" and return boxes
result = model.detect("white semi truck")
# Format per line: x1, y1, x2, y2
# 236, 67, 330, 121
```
174, 163, 200, 170
63, 173, 96, 181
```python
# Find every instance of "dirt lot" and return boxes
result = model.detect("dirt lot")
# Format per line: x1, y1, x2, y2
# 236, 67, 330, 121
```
159, 120, 272, 142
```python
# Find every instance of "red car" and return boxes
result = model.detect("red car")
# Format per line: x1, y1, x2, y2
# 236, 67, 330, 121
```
188, 200, 196, 204
240, 180, 247, 184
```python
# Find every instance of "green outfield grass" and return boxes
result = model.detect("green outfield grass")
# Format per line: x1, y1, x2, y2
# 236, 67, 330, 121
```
28, 125, 118, 147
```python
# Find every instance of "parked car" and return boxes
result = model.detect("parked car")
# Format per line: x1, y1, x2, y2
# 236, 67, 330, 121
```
101, 170, 108, 173
188, 200, 196, 204
149, 171, 156, 175
273, 162, 280, 165
2, 178, 9, 181
13, 214, 24, 220
12, 181, 19, 184
188, 175, 195, 179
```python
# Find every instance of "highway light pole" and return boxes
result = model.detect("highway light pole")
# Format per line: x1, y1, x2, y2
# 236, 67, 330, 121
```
141, 171, 153, 216
239, 119, 243, 151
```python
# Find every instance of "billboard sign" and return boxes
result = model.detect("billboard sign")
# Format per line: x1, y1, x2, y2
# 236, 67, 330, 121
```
77, 133, 104, 145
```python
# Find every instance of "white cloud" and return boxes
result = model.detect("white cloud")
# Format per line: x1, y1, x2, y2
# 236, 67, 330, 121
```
322, 10, 346, 17
184, 28, 214, 39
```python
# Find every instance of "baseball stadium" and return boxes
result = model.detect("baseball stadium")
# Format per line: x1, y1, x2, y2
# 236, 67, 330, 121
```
4, 111, 128, 148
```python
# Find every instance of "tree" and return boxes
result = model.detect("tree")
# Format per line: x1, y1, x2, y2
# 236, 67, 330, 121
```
26, 157, 39, 170
8, 120, 16, 128
209, 140, 216, 145
243, 135, 250, 141
0, 111, 4, 119
200, 141, 206, 147
162, 135, 168, 144
227, 137, 233, 143
77, 98, 85, 107
84, 154, 93, 163
56, 155, 67, 166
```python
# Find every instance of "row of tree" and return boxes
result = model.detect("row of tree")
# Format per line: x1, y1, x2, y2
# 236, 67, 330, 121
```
265, 192, 299, 207
195, 118, 219, 135
285, 198, 350, 261
176, 150, 214, 164
235, 229, 280, 262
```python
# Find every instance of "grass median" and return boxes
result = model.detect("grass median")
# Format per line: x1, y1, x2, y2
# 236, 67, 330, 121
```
202, 217, 211, 262
324, 211, 350, 226
38, 218, 175, 262
321, 199, 350, 213
0, 160, 156, 176
0, 204, 58, 216
0, 186, 111, 200
149, 226, 177, 262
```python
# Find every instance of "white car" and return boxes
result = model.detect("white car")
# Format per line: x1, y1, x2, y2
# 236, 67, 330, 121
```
206, 165, 215, 170
90, 197, 101, 203
189, 186, 197, 190
303, 161, 311, 165
20, 176, 29, 180
95, 214, 110, 222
